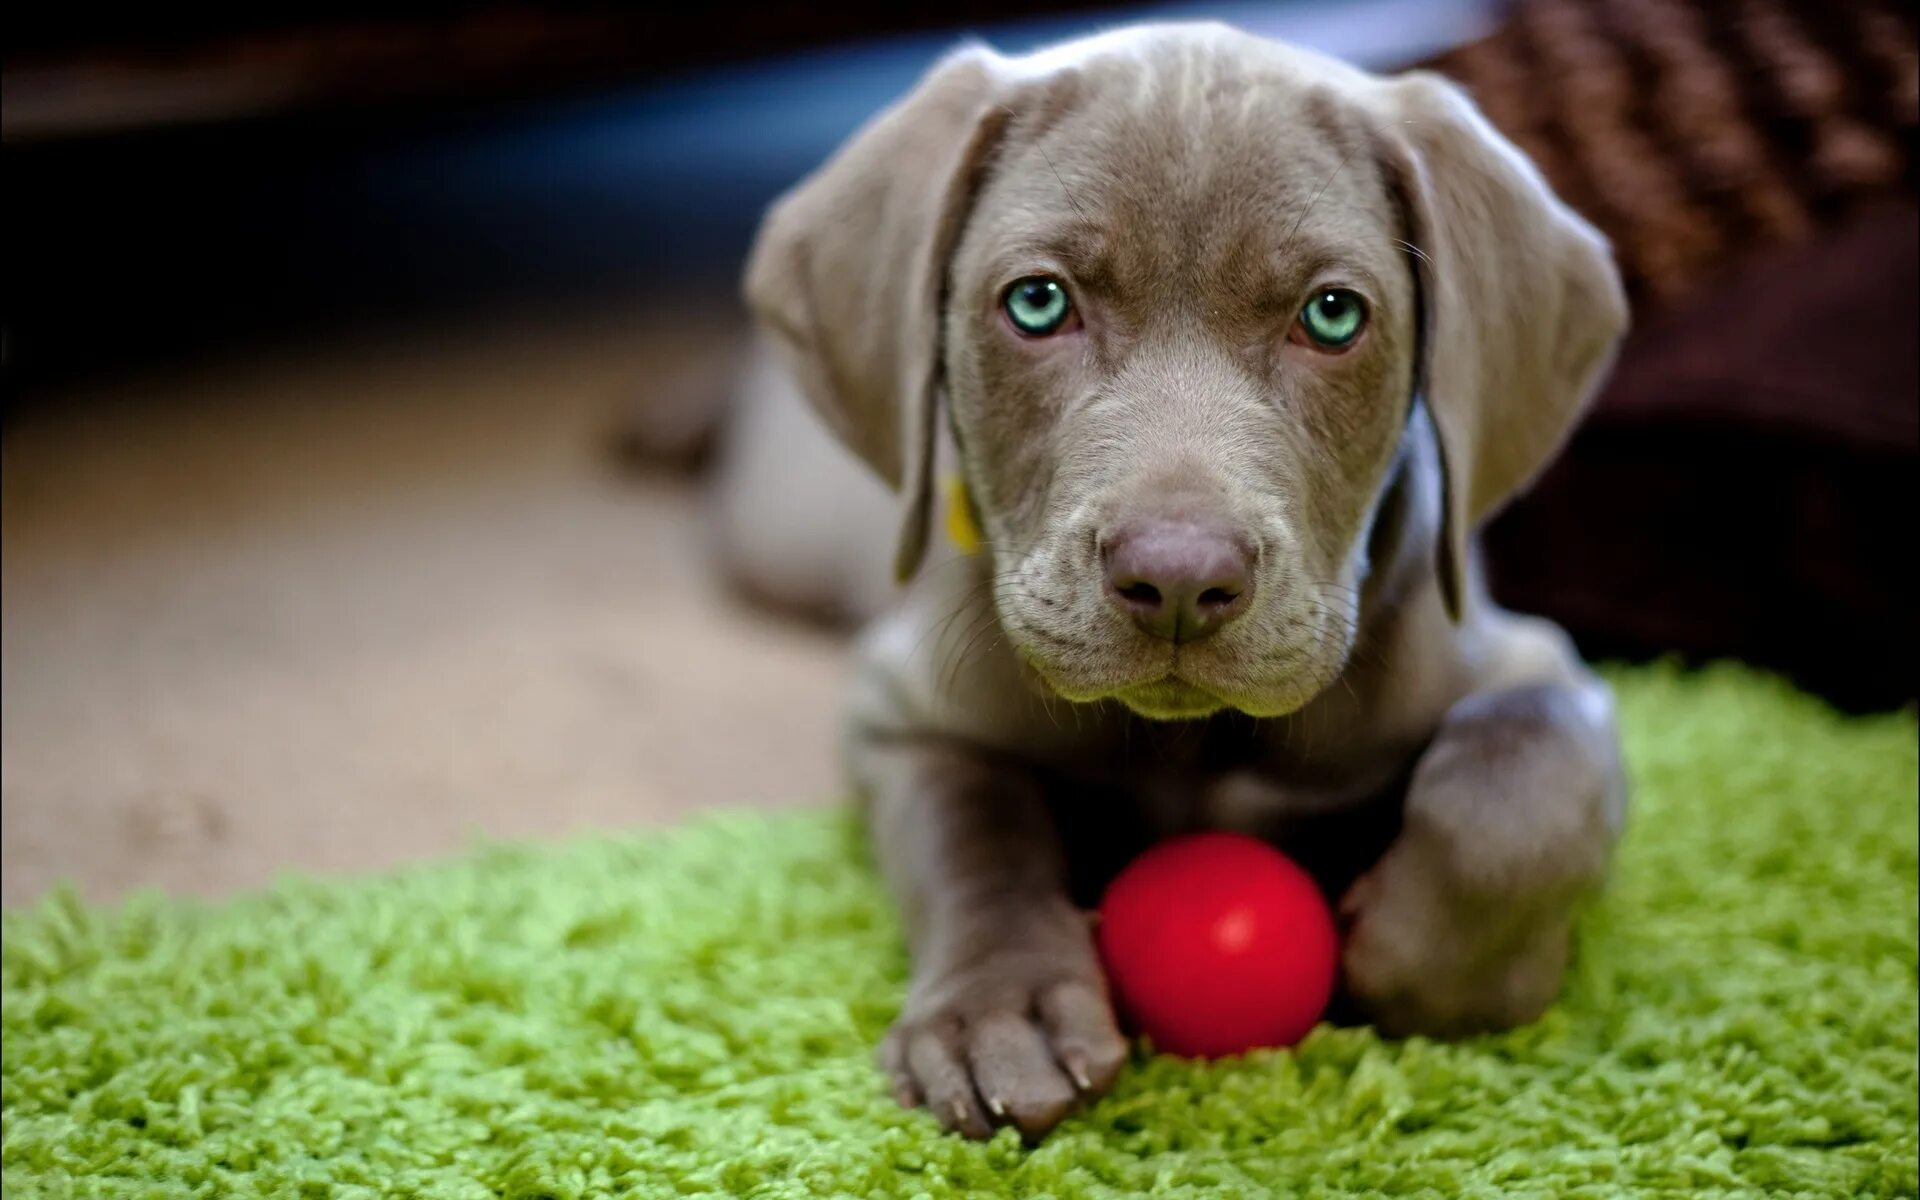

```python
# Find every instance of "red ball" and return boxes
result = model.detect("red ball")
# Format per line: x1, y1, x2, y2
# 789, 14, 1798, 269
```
1096, 832, 1339, 1058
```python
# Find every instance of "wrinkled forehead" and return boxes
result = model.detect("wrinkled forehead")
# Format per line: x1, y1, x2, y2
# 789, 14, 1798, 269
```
974, 50, 1403, 300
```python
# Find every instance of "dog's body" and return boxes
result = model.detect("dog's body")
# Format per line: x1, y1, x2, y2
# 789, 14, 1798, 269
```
722, 24, 1629, 1140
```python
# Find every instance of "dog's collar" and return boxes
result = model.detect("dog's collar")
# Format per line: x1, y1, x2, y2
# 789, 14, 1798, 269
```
944, 472, 986, 555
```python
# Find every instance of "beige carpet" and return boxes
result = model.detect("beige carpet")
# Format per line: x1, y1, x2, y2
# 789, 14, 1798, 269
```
1, 305, 848, 905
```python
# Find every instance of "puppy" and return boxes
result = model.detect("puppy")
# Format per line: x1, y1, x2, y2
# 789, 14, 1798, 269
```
731, 23, 1628, 1140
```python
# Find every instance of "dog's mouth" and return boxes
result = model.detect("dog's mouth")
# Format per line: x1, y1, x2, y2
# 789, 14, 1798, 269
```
1013, 627, 1340, 721
1017, 647, 1233, 719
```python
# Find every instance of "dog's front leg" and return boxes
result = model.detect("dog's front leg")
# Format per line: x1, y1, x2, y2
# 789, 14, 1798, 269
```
860, 735, 1126, 1140
1340, 617, 1627, 1036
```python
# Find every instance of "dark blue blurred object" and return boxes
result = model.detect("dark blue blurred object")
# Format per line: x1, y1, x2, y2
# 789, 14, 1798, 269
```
4, 0, 1490, 386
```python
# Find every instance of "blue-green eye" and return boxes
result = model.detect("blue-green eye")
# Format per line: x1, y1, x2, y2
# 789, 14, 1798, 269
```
1296, 289, 1367, 349
1003, 276, 1074, 336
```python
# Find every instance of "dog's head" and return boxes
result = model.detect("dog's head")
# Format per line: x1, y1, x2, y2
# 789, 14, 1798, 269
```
746, 24, 1625, 719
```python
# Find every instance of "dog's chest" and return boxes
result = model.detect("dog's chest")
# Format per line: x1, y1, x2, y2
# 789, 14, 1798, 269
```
1075, 716, 1420, 897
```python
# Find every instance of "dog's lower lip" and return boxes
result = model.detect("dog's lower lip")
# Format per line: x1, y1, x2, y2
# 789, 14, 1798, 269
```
1118, 675, 1224, 717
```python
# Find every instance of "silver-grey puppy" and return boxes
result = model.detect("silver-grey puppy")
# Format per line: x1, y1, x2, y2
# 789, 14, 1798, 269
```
729, 22, 1628, 1140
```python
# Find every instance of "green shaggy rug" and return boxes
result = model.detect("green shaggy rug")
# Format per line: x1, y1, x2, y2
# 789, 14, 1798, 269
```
3, 664, 1915, 1198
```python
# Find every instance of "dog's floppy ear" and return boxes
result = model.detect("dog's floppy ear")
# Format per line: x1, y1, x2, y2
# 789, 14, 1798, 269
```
1373, 72, 1628, 619
744, 46, 1011, 583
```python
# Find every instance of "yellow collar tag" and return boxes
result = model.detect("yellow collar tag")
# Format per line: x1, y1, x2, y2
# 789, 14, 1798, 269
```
944, 472, 984, 556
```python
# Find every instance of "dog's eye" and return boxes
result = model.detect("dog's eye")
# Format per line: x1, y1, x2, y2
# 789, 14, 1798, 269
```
1293, 289, 1367, 350
1003, 276, 1075, 336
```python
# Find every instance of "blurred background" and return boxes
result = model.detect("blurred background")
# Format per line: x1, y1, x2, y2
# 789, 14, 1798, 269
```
4, 0, 1914, 903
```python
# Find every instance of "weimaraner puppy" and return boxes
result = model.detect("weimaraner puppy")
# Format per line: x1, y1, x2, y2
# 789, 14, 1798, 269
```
723, 22, 1629, 1141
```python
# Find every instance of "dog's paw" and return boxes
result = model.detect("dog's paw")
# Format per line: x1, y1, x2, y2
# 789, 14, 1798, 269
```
1338, 830, 1576, 1038
879, 958, 1126, 1141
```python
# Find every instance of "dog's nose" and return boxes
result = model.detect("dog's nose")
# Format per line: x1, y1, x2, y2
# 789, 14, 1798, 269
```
1102, 517, 1254, 642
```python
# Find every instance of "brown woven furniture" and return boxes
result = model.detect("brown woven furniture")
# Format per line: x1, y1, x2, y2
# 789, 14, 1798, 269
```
1430, 0, 1917, 709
